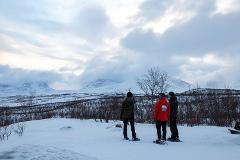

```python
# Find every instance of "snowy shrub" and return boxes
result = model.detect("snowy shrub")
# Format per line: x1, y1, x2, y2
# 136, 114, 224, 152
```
0, 123, 26, 141
1, 88, 239, 128
115, 124, 122, 128
0, 125, 13, 141
14, 123, 26, 136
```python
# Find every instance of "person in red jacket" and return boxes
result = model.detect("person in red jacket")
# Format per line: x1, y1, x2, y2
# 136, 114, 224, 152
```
154, 93, 170, 143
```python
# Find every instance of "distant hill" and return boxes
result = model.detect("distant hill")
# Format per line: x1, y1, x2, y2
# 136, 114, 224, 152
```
4, 79, 239, 97
181, 88, 240, 95
0, 82, 54, 96
80, 78, 191, 94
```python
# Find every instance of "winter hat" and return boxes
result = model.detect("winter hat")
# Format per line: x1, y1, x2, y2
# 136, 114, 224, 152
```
169, 92, 175, 97
127, 92, 133, 97
159, 93, 166, 97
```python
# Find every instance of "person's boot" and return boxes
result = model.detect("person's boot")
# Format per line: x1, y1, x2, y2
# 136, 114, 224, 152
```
161, 137, 166, 142
124, 137, 129, 140
173, 137, 180, 142
167, 137, 174, 141
155, 139, 161, 144
132, 137, 140, 141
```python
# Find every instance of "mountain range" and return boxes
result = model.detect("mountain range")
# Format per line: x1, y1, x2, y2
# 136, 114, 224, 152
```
0, 78, 191, 96
80, 78, 191, 94
0, 82, 54, 96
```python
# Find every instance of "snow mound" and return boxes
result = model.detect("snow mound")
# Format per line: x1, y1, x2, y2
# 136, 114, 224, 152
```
0, 145, 96, 160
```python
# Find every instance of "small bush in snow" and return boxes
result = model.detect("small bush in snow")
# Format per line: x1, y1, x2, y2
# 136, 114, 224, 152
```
14, 123, 26, 137
115, 124, 122, 128
0, 125, 13, 141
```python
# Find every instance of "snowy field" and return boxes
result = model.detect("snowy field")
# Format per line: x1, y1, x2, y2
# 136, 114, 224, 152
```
0, 118, 239, 160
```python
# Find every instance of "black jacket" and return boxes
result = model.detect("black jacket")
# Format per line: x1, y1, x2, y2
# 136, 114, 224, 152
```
169, 96, 178, 119
120, 97, 135, 119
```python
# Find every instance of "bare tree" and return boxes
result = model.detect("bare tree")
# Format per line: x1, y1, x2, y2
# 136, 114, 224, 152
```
0, 125, 13, 141
27, 91, 36, 107
137, 67, 170, 105
14, 123, 26, 137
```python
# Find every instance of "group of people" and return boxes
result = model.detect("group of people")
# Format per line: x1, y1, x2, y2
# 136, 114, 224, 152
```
120, 91, 179, 143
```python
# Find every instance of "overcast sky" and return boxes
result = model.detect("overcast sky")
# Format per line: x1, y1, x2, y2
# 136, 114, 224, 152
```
0, 0, 240, 90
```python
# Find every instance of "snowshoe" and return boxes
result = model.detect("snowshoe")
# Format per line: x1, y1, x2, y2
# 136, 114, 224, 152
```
132, 137, 140, 141
153, 140, 166, 145
228, 128, 240, 134
124, 137, 129, 140
167, 137, 174, 141
167, 138, 182, 142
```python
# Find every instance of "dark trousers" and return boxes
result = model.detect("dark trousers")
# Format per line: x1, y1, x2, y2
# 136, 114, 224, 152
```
170, 117, 179, 139
123, 117, 136, 139
156, 121, 167, 140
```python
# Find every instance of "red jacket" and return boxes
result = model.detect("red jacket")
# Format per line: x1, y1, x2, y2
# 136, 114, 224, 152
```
154, 97, 170, 121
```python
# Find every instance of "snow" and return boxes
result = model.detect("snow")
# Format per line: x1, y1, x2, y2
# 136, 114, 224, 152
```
0, 119, 239, 160
0, 145, 96, 160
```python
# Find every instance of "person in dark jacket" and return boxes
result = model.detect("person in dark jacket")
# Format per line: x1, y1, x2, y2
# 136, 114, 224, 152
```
154, 93, 170, 143
120, 92, 139, 141
168, 91, 179, 141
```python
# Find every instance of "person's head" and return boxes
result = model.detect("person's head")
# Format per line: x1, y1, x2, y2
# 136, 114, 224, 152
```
169, 91, 175, 98
159, 93, 166, 98
127, 92, 133, 98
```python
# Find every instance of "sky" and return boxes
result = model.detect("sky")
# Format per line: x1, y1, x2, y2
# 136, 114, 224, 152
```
0, 0, 240, 90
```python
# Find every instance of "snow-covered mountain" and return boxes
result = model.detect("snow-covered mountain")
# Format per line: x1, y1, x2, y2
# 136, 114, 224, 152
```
168, 79, 191, 93
80, 78, 135, 93
0, 82, 54, 96
182, 88, 240, 95
80, 78, 191, 94
84, 78, 123, 88
0, 78, 191, 97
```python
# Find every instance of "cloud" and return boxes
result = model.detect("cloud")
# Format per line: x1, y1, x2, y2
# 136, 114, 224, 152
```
138, 0, 201, 21
0, 0, 240, 90
171, 53, 240, 88
72, 3, 114, 41
120, 0, 240, 88
78, 50, 142, 84
0, 0, 116, 73
0, 0, 41, 20
122, 10, 240, 56
215, 0, 240, 15
0, 65, 61, 85
0, 1, 119, 89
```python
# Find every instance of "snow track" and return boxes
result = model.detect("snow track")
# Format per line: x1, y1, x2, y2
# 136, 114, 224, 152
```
0, 145, 96, 160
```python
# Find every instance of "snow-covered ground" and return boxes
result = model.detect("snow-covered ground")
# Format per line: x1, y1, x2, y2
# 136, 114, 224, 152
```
0, 119, 239, 160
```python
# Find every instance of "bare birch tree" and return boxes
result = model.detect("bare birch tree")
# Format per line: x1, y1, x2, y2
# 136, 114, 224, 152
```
137, 67, 170, 105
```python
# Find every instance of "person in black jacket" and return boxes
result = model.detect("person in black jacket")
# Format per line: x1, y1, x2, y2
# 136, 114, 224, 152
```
120, 92, 140, 141
168, 91, 179, 141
